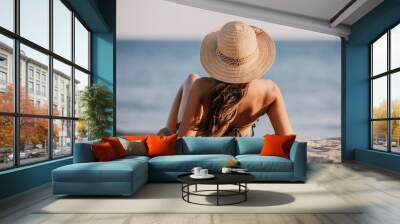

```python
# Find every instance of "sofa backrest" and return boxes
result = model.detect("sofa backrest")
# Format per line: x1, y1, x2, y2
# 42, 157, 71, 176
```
235, 137, 264, 155
73, 139, 100, 163
176, 137, 236, 155
74, 137, 300, 161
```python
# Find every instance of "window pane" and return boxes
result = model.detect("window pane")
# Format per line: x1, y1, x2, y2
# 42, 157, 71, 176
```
20, 117, 49, 165
20, 0, 49, 49
53, 119, 72, 157
74, 18, 89, 70
391, 120, 400, 153
74, 69, 89, 117
75, 120, 88, 143
53, 59, 72, 117
392, 24, 400, 70
372, 77, 387, 119
391, 72, 400, 118
20, 44, 49, 115
0, 0, 14, 31
53, 0, 72, 60
0, 35, 14, 112
0, 116, 13, 170
372, 33, 387, 76
372, 121, 387, 151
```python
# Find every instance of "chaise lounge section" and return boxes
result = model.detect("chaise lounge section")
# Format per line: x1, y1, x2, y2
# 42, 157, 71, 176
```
52, 137, 307, 196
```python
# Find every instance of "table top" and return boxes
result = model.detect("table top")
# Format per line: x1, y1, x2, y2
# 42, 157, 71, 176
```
177, 172, 255, 185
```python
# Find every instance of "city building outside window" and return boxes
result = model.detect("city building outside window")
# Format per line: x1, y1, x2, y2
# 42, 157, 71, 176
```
35, 70, 40, 81
41, 73, 46, 83
0, 0, 91, 170
0, 54, 7, 67
28, 67, 34, 80
35, 83, 40, 95
41, 85, 46, 97
0, 54, 7, 89
28, 81, 34, 94
0, 71, 6, 85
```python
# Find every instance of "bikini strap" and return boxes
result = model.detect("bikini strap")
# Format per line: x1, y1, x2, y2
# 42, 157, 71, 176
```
233, 128, 242, 137
251, 123, 256, 137
230, 119, 259, 137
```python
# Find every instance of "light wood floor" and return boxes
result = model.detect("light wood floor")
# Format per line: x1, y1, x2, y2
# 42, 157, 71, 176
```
1, 162, 400, 224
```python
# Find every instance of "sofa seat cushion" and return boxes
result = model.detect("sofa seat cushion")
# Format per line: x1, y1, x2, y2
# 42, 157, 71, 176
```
53, 159, 147, 183
149, 154, 235, 172
236, 155, 293, 172
117, 155, 150, 163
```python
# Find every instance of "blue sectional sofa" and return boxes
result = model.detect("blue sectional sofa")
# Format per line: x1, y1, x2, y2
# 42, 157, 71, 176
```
52, 137, 307, 196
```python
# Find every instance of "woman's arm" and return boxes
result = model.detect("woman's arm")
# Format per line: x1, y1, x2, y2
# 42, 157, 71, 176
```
265, 81, 294, 135
177, 79, 204, 137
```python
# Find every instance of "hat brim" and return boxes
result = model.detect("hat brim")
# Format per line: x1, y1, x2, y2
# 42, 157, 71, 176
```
200, 26, 276, 84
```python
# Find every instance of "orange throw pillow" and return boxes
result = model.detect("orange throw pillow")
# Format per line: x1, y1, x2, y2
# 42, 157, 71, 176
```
260, 134, 296, 159
146, 134, 177, 157
101, 137, 127, 158
123, 135, 150, 141
91, 142, 117, 161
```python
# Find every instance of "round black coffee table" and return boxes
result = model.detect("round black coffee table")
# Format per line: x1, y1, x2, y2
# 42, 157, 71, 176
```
177, 173, 255, 206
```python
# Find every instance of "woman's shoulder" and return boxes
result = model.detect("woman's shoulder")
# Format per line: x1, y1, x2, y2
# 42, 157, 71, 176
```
248, 79, 280, 104
192, 77, 216, 89
250, 79, 279, 92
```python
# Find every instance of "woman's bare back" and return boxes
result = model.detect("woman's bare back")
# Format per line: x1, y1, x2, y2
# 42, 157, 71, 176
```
177, 76, 294, 137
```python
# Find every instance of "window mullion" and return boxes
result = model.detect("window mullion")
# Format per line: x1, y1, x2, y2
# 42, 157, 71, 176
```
48, 0, 54, 160
13, 0, 20, 167
370, 45, 374, 149
388, 30, 391, 152
71, 10, 76, 155
0, 0, 86, 169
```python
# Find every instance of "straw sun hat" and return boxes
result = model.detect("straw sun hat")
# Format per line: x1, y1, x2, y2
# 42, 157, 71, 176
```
200, 21, 276, 84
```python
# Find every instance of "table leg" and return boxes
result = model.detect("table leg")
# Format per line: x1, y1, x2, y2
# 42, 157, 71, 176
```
181, 184, 183, 199
195, 184, 198, 192
217, 184, 219, 206
187, 184, 190, 202
245, 183, 247, 201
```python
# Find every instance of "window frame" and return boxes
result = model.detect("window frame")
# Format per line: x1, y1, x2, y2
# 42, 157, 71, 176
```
0, 0, 92, 171
370, 21, 400, 153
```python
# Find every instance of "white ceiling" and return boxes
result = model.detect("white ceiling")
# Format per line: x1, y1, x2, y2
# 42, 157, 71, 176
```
167, 0, 384, 38
227, 0, 352, 22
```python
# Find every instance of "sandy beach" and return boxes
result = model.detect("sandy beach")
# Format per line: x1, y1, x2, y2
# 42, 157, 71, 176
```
305, 137, 341, 163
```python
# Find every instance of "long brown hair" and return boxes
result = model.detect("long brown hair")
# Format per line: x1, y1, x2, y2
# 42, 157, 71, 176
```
194, 80, 249, 136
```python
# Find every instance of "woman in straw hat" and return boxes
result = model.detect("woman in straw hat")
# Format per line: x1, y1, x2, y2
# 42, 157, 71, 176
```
159, 21, 294, 137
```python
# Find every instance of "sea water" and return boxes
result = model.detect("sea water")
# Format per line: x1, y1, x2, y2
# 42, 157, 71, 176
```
117, 40, 341, 140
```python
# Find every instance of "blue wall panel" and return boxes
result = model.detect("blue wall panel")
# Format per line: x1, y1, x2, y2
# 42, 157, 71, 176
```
355, 149, 400, 172
0, 158, 72, 199
91, 0, 116, 135
65, 0, 109, 32
342, 44, 369, 160
92, 33, 114, 88
91, 32, 115, 135
343, 0, 400, 171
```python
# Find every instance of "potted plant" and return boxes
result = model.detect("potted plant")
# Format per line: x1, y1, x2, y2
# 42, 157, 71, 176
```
79, 84, 114, 140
